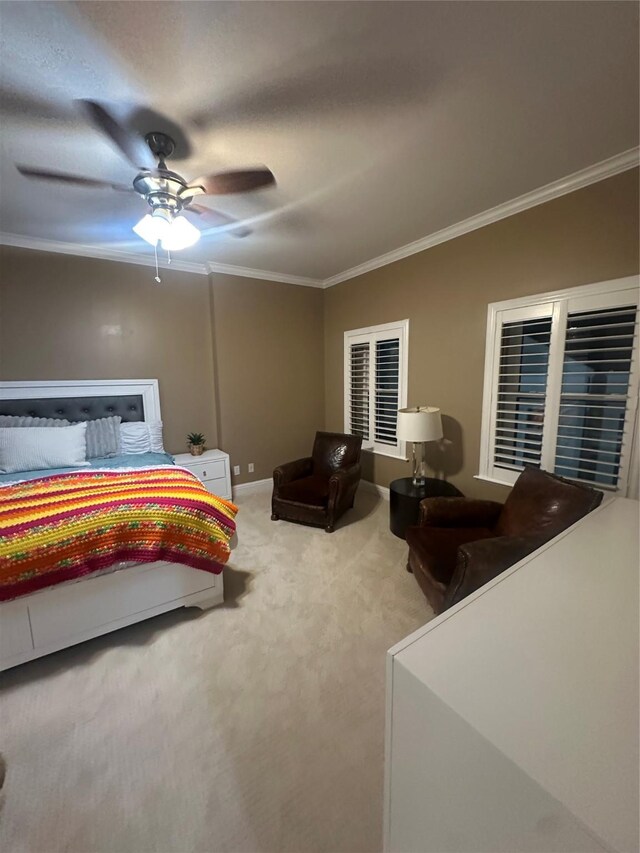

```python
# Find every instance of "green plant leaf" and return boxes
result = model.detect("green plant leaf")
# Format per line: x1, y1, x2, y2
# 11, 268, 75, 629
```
187, 432, 206, 445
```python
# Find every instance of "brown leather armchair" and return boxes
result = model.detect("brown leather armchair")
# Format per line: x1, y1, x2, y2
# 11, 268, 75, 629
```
272, 431, 363, 532
406, 467, 603, 613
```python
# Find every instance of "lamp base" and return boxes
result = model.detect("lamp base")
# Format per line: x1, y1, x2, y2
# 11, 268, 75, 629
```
411, 442, 427, 488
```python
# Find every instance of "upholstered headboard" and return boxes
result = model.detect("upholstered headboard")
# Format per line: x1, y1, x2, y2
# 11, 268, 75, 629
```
0, 395, 145, 422
0, 380, 161, 423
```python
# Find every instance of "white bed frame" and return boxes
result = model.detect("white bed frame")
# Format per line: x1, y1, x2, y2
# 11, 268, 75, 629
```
0, 380, 224, 672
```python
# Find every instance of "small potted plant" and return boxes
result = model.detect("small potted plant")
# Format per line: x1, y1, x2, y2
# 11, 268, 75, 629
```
187, 432, 206, 456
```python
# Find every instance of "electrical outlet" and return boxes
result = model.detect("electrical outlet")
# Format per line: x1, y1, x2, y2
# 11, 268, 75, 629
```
233, 465, 240, 476
248, 463, 255, 473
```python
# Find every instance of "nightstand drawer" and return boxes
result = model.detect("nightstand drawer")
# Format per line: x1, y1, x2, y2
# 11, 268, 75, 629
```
187, 459, 226, 483
201, 475, 231, 498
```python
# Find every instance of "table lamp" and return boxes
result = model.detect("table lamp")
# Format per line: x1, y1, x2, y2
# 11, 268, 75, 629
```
396, 406, 443, 487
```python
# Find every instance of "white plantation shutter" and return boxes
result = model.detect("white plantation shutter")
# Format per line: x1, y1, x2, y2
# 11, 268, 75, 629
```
480, 278, 639, 495
554, 299, 638, 492
491, 307, 553, 475
375, 338, 401, 445
348, 341, 370, 440
344, 320, 408, 457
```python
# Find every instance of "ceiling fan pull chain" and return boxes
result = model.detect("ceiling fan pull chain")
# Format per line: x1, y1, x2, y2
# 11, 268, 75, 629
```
154, 242, 161, 284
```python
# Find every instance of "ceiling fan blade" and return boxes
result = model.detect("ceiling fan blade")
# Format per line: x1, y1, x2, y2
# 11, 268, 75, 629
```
186, 168, 275, 196
185, 203, 251, 238
0, 88, 73, 123
16, 165, 132, 192
78, 100, 154, 169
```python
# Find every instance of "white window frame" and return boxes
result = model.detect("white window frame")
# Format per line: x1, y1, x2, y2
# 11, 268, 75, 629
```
478, 276, 639, 497
344, 319, 409, 459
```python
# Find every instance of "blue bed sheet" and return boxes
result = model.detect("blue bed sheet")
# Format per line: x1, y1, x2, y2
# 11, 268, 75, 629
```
0, 452, 175, 485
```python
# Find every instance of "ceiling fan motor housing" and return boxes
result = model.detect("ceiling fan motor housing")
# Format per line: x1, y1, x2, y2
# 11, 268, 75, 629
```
133, 131, 205, 218
133, 169, 189, 217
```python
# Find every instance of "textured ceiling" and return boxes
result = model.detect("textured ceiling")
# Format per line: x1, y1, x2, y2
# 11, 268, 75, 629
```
0, 1, 638, 280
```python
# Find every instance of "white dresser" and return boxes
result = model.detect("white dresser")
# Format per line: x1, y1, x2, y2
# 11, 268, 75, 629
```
384, 497, 639, 853
173, 449, 232, 500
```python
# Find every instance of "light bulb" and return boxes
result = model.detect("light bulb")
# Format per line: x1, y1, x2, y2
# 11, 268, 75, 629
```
132, 212, 172, 246
161, 215, 200, 251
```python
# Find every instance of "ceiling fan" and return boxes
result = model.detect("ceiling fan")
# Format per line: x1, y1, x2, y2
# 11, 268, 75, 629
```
16, 100, 276, 252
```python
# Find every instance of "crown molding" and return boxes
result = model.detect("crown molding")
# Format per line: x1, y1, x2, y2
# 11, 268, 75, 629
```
0, 232, 326, 287
205, 261, 323, 288
1, 148, 637, 289
0, 232, 209, 275
321, 147, 640, 288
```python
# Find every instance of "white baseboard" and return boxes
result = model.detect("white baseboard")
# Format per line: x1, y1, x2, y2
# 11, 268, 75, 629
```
361, 480, 390, 500
232, 477, 389, 501
233, 477, 273, 498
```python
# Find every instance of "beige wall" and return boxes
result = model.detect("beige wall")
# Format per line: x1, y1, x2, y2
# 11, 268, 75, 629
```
324, 169, 640, 501
0, 250, 327, 480
209, 274, 325, 486
0, 247, 218, 454
1, 170, 637, 492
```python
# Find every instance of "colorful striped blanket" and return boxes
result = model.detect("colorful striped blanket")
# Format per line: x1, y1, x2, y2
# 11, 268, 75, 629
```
0, 467, 238, 602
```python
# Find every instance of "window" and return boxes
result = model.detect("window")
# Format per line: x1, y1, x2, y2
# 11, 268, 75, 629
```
344, 320, 409, 458
479, 277, 639, 495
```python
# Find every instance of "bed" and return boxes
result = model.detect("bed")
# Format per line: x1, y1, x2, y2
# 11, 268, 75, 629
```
0, 379, 236, 671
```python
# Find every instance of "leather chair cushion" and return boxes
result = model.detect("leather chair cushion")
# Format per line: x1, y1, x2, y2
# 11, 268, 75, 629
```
496, 466, 603, 540
405, 526, 494, 586
277, 475, 330, 508
312, 431, 362, 475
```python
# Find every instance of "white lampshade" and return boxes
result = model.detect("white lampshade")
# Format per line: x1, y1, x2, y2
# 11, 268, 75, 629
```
133, 212, 170, 246
396, 406, 443, 442
133, 211, 200, 251
161, 215, 200, 251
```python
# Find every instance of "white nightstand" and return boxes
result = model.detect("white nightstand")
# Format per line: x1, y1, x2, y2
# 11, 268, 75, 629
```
173, 449, 232, 500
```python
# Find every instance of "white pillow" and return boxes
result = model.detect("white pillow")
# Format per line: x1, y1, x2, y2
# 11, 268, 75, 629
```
0, 423, 89, 474
119, 421, 165, 454
0, 415, 71, 428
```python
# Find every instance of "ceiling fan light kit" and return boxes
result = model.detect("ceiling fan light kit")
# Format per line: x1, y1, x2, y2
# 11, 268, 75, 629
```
159, 214, 201, 251
133, 210, 200, 251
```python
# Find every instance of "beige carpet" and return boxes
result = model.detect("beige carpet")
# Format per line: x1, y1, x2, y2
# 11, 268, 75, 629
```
0, 487, 432, 853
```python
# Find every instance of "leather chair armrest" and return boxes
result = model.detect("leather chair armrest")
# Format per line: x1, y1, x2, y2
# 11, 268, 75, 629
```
419, 497, 504, 529
273, 457, 313, 490
328, 463, 361, 494
328, 463, 362, 514
443, 534, 543, 610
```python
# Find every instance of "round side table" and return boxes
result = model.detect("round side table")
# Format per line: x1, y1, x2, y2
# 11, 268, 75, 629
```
389, 477, 463, 539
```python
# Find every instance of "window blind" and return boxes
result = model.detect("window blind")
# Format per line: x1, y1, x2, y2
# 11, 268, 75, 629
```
554, 305, 637, 489
494, 317, 552, 473
374, 338, 400, 445
349, 342, 370, 440
480, 279, 639, 495
344, 320, 408, 458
